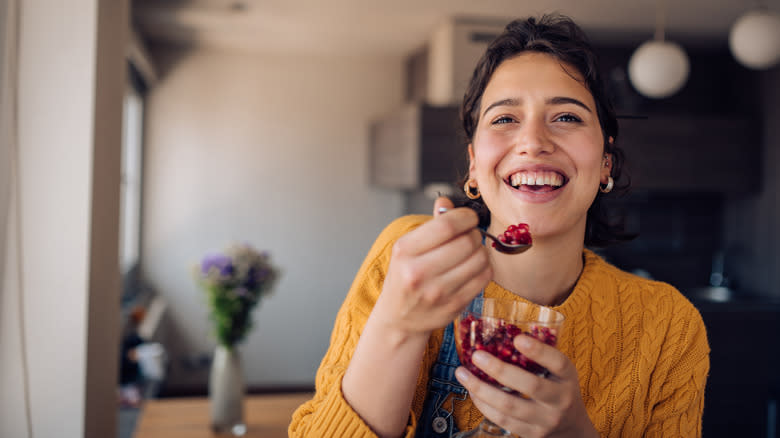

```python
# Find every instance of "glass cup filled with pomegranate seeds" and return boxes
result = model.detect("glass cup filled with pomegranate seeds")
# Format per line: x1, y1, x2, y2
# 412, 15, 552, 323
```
453, 297, 565, 438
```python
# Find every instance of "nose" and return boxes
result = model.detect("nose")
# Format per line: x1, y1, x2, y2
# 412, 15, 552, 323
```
514, 117, 554, 156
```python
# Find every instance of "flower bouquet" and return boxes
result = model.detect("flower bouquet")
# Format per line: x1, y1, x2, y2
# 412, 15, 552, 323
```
195, 243, 280, 435
195, 243, 280, 347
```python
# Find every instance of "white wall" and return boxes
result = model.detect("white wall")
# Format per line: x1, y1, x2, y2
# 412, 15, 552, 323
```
142, 47, 405, 388
0, 1, 126, 437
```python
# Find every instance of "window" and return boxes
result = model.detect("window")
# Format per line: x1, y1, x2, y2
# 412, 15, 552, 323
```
119, 65, 146, 302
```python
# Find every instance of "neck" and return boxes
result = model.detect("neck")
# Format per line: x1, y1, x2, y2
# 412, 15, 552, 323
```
488, 233, 585, 307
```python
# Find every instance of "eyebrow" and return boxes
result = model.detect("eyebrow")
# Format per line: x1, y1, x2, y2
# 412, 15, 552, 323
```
548, 96, 593, 113
481, 96, 593, 118
482, 98, 519, 118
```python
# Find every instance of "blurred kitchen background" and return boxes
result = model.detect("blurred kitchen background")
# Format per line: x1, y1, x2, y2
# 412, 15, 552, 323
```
1, 1, 778, 437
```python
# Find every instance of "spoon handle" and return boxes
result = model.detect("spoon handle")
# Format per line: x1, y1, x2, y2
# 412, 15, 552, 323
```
437, 207, 500, 243
477, 229, 501, 245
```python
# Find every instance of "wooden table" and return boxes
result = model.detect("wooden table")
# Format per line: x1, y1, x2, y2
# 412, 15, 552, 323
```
133, 392, 314, 438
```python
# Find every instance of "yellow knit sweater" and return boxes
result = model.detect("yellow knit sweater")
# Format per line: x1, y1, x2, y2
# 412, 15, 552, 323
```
289, 215, 710, 437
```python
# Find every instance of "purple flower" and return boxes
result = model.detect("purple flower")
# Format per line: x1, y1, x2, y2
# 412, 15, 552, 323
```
201, 254, 234, 276
256, 268, 270, 282
244, 267, 258, 290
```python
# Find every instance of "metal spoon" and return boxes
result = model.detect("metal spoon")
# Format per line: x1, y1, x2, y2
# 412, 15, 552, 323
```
437, 207, 531, 255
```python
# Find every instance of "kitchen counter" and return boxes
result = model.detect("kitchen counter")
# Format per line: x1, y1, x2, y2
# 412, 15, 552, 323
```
684, 286, 780, 307
132, 392, 313, 438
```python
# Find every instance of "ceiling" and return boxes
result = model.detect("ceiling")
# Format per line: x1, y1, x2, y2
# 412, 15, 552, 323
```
133, 0, 777, 55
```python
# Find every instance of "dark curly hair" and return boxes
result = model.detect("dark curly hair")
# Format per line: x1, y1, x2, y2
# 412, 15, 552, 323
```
452, 13, 633, 247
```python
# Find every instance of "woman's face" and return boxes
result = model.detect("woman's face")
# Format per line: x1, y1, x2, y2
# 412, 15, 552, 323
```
468, 52, 612, 241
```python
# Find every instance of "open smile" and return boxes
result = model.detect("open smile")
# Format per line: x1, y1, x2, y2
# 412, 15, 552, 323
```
505, 170, 568, 193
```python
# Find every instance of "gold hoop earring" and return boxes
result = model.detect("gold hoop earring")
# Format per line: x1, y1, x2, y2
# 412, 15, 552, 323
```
464, 179, 481, 200
599, 176, 614, 194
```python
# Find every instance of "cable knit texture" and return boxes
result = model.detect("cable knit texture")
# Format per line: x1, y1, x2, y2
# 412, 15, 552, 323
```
289, 215, 710, 437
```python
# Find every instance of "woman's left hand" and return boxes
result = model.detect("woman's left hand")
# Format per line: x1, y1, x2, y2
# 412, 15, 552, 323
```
455, 334, 599, 438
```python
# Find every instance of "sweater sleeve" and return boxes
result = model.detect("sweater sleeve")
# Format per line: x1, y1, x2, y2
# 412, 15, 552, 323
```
288, 216, 430, 438
644, 301, 710, 437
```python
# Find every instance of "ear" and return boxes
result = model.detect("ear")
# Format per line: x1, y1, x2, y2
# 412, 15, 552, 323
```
600, 137, 614, 184
468, 143, 476, 177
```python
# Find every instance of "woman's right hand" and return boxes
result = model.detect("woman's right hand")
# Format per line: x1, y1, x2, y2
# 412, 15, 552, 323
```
342, 197, 492, 438
372, 197, 493, 338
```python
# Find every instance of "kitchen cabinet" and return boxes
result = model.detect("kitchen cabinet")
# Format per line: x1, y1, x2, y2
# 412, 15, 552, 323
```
369, 103, 464, 189
618, 114, 760, 194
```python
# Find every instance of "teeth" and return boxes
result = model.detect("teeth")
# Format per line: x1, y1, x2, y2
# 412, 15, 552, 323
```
509, 171, 564, 188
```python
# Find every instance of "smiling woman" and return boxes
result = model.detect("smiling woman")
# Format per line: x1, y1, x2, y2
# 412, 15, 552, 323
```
465, 52, 611, 249
457, 20, 631, 249
290, 13, 709, 438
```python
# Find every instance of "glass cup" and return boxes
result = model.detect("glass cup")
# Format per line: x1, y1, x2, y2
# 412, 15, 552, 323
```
453, 297, 565, 437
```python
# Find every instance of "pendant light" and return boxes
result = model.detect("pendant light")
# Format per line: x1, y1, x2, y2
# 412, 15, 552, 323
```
628, 0, 690, 99
729, 7, 780, 70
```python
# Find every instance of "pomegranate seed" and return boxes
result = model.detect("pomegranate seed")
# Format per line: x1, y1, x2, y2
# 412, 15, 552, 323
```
457, 314, 558, 395
492, 223, 532, 249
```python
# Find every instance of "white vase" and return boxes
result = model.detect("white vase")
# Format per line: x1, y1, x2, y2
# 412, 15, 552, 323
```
209, 345, 246, 436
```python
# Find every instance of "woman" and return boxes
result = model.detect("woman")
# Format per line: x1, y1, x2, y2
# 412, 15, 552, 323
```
290, 14, 709, 438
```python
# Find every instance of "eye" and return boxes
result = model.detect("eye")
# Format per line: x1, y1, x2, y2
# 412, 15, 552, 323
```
555, 113, 582, 123
492, 116, 515, 125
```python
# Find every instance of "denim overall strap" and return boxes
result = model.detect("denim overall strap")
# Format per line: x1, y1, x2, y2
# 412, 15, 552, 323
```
414, 292, 484, 438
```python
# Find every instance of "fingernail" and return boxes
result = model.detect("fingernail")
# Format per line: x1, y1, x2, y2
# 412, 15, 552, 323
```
516, 336, 532, 349
472, 351, 488, 366
455, 367, 469, 383
437, 207, 449, 214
